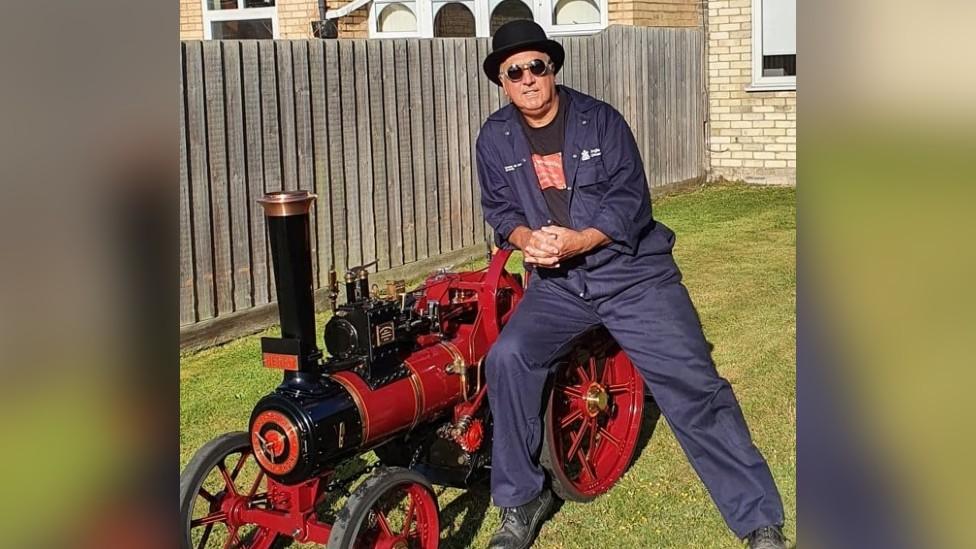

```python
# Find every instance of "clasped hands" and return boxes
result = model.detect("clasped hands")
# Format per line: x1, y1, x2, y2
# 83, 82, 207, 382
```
510, 225, 609, 268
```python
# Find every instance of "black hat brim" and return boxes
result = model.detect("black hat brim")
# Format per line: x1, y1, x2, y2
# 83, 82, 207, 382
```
483, 39, 565, 86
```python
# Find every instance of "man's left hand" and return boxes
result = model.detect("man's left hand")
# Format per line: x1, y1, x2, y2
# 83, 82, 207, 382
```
538, 226, 610, 261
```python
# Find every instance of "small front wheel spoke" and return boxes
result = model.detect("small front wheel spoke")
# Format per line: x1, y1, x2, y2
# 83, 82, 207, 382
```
217, 462, 238, 496
375, 510, 394, 538
223, 527, 241, 549
229, 452, 249, 481
191, 511, 228, 528
198, 487, 217, 504
197, 524, 214, 549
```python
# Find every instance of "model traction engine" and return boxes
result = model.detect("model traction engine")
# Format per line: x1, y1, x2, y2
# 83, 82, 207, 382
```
180, 191, 651, 549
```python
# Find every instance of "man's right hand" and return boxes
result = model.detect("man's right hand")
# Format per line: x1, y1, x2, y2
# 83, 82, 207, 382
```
509, 226, 562, 268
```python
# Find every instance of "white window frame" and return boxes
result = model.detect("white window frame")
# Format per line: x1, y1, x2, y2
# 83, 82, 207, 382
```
202, 0, 279, 39
370, 0, 424, 38
542, 0, 607, 37
749, 0, 795, 91
368, 0, 607, 38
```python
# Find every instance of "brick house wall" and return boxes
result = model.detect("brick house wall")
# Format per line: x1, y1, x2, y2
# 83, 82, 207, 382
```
278, 0, 321, 38
610, 0, 701, 27
328, 0, 371, 37
181, 0, 204, 40
706, 0, 795, 184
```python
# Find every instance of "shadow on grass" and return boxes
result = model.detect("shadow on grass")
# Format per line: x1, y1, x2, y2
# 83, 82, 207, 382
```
438, 484, 493, 549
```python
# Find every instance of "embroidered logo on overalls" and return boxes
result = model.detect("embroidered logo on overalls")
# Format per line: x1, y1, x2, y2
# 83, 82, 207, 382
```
580, 148, 601, 162
504, 161, 524, 172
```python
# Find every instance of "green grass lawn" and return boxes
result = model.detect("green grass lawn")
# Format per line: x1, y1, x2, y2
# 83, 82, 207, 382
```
180, 183, 796, 548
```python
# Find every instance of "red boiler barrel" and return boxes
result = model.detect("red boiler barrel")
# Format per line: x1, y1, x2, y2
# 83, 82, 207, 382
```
329, 341, 467, 446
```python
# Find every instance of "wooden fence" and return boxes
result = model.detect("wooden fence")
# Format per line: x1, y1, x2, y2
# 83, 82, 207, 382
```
180, 25, 704, 333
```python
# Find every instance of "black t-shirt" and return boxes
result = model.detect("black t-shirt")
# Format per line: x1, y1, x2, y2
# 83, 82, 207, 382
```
520, 90, 572, 228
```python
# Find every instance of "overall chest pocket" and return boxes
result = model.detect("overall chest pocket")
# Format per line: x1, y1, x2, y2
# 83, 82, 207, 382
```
572, 158, 610, 217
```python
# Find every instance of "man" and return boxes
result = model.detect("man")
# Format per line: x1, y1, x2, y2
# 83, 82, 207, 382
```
476, 20, 787, 549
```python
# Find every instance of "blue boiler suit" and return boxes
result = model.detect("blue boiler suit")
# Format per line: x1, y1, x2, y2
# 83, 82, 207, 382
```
476, 86, 784, 538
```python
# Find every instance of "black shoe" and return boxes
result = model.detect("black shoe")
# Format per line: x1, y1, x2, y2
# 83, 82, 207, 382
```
746, 525, 787, 549
487, 489, 554, 549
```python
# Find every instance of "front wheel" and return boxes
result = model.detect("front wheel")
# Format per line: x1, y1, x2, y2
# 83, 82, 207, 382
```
179, 432, 287, 549
541, 341, 647, 502
328, 466, 440, 548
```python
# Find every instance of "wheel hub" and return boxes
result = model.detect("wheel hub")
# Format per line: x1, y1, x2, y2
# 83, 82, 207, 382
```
583, 383, 609, 417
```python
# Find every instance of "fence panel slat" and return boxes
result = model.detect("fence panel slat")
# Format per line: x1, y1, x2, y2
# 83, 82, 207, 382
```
445, 42, 462, 250
325, 39, 348, 273
421, 40, 441, 256
457, 40, 474, 248
179, 44, 196, 325
394, 39, 415, 265
258, 41, 282, 194
185, 42, 215, 321
223, 41, 253, 311
293, 41, 314, 192
369, 39, 391, 272
475, 37, 491, 242
242, 41, 269, 307
203, 41, 234, 316
356, 39, 377, 268
309, 40, 334, 286
407, 39, 429, 261
339, 40, 362, 269
431, 40, 451, 252
276, 41, 298, 190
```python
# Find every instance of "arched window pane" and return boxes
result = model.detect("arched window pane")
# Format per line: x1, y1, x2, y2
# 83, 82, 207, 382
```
490, 1, 533, 35
378, 3, 417, 32
553, 0, 600, 25
434, 3, 476, 37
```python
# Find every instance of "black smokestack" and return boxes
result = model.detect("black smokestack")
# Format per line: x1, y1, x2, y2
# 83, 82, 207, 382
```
257, 191, 320, 376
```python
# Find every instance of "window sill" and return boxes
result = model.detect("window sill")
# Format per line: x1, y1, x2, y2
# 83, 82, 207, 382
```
746, 81, 796, 93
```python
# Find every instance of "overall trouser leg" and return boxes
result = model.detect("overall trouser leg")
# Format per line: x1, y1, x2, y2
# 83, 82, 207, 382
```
487, 279, 600, 508
597, 277, 785, 538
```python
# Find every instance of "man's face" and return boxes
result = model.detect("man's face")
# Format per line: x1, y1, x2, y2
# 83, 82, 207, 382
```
499, 50, 557, 117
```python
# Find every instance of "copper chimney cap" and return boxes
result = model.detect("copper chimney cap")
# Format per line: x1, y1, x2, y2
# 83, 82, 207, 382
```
257, 190, 317, 217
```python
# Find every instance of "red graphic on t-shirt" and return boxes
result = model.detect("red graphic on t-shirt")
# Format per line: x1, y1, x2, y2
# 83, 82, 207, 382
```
531, 152, 566, 191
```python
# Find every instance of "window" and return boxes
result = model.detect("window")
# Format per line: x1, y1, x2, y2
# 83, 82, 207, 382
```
552, 0, 602, 29
378, 3, 418, 33
203, 0, 277, 39
371, 0, 420, 37
369, 0, 606, 38
751, 0, 796, 90
490, 0, 533, 35
434, 3, 476, 37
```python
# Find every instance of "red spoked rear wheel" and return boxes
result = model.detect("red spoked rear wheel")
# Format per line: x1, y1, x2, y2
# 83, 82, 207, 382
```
328, 467, 440, 549
179, 432, 284, 549
541, 340, 645, 502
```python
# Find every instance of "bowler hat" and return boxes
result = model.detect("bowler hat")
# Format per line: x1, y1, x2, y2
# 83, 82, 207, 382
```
483, 20, 565, 86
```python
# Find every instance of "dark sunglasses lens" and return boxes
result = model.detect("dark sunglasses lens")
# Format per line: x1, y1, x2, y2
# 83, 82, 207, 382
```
506, 65, 524, 81
529, 59, 549, 76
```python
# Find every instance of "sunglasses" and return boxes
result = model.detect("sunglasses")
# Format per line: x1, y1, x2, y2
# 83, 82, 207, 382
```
501, 59, 554, 83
